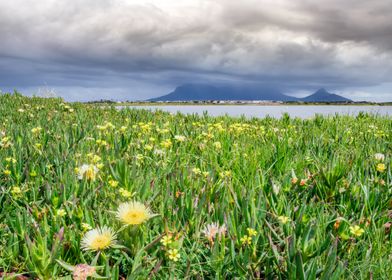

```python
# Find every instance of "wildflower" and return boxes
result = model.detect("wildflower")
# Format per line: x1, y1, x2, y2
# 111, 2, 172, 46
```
108, 180, 119, 188
135, 154, 144, 161
30, 170, 37, 177
240, 235, 252, 246
349, 225, 365, 237
4, 169, 11, 176
119, 126, 127, 133
116, 201, 154, 225
219, 170, 232, 179
278, 216, 290, 225
213, 141, 222, 149
0, 136, 12, 148
374, 153, 385, 161
160, 139, 172, 149
247, 228, 257, 237
192, 167, 201, 175
91, 155, 101, 163
81, 223, 92, 231
160, 235, 173, 246
167, 249, 180, 262
333, 218, 342, 230
201, 222, 226, 243
31, 127, 42, 134
154, 149, 165, 156
175, 190, 183, 198
5, 157, 16, 163
57, 209, 66, 217
73, 264, 96, 280
299, 179, 307, 186
376, 163, 386, 173
119, 188, 132, 198
174, 135, 186, 142
78, 164, 99, 181
144, 144, 153, 151
11, 186, 22, 196
81, 226, 117, 251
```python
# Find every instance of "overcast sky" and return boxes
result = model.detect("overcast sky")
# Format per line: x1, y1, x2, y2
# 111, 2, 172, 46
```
1, 0, 392, 101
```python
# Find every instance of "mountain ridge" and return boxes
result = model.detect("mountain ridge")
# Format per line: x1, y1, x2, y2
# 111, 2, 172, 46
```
148, 84, 352, 102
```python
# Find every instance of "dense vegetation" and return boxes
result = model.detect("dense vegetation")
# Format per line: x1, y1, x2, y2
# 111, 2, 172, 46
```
0, 93, 391, 279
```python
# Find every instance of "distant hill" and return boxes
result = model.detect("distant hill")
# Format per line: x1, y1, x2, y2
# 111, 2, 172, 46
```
148, 84, 351, 102
148, 84, 298, 102
300, 88, 352, 102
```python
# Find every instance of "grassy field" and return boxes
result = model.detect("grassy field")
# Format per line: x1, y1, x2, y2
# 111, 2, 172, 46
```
0, 92, 391, 279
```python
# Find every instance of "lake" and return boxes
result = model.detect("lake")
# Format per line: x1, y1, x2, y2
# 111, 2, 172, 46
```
124, 105, 392, 119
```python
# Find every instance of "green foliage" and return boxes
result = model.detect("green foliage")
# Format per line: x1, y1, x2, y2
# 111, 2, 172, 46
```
0, 93, 391, 279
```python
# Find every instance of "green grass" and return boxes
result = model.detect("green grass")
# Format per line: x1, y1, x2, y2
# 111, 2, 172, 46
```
0, 92, 391, 279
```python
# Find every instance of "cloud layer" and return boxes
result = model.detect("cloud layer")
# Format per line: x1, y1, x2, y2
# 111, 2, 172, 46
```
1, 0, 392, 101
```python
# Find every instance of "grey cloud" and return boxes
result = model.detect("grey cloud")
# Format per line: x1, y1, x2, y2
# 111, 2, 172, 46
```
0, 0, 391, 101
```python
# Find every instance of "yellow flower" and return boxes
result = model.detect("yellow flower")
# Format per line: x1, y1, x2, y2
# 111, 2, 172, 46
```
11, 186, 22, 196
31, 127, 42, 134
247, 228, 257, 237
144, 144, 153, 151
116, 201, 154, 225
81, 226, 117, 251
376, 163, 386, 173
81, 223, 92, 231
4, 169, 11, 176
119, 126, 127, 133
167, 249, 180, 262
349, 225, 365, 237
91, 155, 101, 163
192, 167, 201, 175
119, 188, 132, 198
219, 170, 232, 179
278, 216, 290, 225
160, 139, 172, 149
108, 180, 119, 188
5, 157, 16, 163
160, 235, 173, 246
213, 141, 222, 149
57, 209, 66, 217
240, 235, 252, 245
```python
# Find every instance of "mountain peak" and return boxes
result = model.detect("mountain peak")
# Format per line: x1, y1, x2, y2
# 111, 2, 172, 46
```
301, 88, 352, 102
315, 88, 328, 94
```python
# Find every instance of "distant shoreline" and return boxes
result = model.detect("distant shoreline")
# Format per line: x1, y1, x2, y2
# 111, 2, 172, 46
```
87, 101, 392, 106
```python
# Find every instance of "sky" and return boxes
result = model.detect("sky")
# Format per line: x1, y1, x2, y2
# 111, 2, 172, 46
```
1, 0, 392, 102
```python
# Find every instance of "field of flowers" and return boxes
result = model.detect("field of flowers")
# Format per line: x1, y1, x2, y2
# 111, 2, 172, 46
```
0, 93, 391, 279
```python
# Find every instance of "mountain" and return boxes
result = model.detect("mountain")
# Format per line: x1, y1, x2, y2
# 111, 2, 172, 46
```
300, 88, 352, 102
148, 85, 352, 103
148, 84, 298, 101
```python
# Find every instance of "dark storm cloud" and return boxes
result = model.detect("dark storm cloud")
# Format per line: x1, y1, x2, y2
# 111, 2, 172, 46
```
0, 0, 391, 101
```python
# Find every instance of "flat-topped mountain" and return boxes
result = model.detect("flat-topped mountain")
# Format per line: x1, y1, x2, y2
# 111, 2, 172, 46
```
149, 84, 352, 102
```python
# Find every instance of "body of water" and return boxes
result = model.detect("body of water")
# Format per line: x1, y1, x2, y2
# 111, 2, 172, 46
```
124, 105, 392, 118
